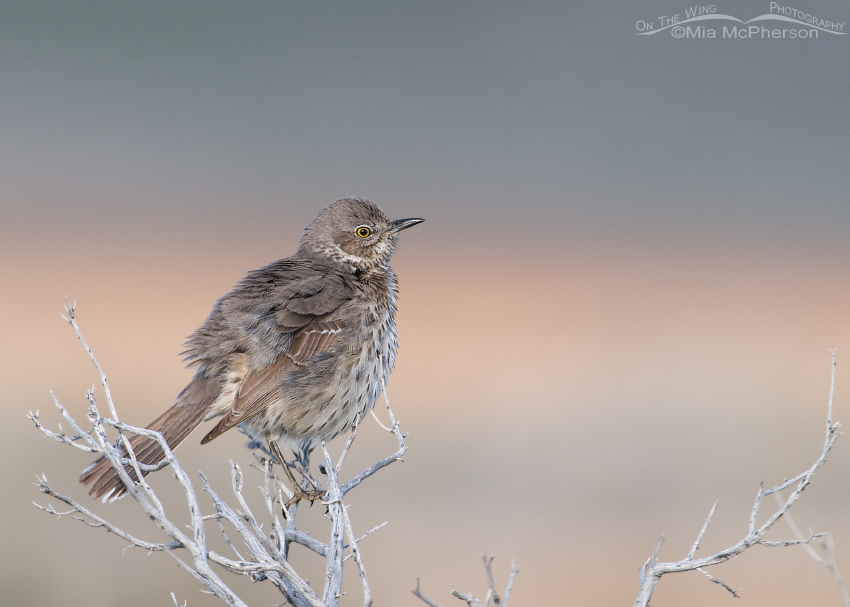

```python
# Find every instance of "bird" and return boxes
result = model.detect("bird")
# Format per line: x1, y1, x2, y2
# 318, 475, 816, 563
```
80, 197, 423, 501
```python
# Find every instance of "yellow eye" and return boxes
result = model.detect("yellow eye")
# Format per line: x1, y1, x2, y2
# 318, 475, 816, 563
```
356, 226, 372, 238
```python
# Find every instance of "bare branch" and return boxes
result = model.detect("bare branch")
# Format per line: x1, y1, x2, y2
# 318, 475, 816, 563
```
413, 554, 519, 607
35, 478, 180, 552
370, 409, 392, 431
344, 522, 388, 561
696, 567, 740, 598
687, 502, 717, 560
342, 502, 372, 606
336, 412, 362, 473
286, 528, 329, 558
482, 553, 500, 605
634, 353, 841, 607
62, 301, 120, 422
502, 560, 519, 607
413, 579, 446, 607
451, 588, 483, 607
321, 443, 345, 607
199, 471, 323, 607
758, 533, 824, 547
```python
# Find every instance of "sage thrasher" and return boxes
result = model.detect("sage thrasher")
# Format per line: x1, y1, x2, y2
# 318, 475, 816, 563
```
80, 197, 423, 501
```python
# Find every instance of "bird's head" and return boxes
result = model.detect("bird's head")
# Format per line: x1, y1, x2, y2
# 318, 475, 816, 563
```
299, 197, 423, 272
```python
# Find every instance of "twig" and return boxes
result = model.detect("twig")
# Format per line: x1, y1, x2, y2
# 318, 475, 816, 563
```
777, 492, 850, 606
451, 588, 483, 607
413, 579, 445, 607
482, 553, 500, 605
321, 442, 345, 607
502, 560, 519, 607
344, 522, 388, 561
696, 567, 740, 598
337, 412, 362, 472
62, 301, 119, 422
413, 554, 519, 607
687, 502, 717, 560
342, 502, 373, 606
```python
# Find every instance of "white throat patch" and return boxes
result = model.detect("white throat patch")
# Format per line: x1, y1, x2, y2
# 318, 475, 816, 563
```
318, 243, 375, 269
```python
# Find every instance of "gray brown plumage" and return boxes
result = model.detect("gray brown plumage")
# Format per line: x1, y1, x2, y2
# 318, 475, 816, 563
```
80, 198, 423, 500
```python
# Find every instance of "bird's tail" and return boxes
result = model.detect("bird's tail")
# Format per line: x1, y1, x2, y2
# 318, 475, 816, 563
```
79, 373, 218, 501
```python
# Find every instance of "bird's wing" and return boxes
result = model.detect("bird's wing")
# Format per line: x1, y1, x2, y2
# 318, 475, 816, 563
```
200, 355, 289, 444
286, 320, 345, 364
199, 270, 351, 445
182, 259, 353, 367
274, 270, 352, 321
200, 320, 345, 444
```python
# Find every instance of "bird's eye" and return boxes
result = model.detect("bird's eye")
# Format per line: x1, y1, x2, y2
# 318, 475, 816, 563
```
356, 226, 372, 238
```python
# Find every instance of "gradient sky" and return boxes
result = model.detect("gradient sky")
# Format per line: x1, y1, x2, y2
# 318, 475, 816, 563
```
3, 0, 849, 243
2, 2, 849, 606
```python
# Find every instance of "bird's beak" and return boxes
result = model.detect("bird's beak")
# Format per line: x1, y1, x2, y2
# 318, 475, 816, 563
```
388, 218, 425, 234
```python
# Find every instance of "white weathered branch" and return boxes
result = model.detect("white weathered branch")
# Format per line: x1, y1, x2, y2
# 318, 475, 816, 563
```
321, 442, 346, 606
413, 554, 519, 607
344, 521, 388, 562
342, 501, 373, 606
634, 351, 842, 606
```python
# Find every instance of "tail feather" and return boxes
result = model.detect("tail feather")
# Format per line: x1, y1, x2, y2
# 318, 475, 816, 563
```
80, 374, 218, 500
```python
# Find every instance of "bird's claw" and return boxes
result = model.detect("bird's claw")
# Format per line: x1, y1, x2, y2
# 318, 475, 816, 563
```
266, 434, 325, 508
285, 486, 327, 508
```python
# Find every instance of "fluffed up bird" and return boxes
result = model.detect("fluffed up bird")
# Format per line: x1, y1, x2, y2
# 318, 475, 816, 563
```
80, 197, 423, 501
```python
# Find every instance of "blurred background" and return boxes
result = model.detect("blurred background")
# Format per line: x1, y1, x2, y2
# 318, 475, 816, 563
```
2, 1, 850, 605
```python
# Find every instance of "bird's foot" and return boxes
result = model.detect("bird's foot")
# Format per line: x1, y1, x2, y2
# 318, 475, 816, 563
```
284, 485, 327, 508
266, 435, 326, 508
